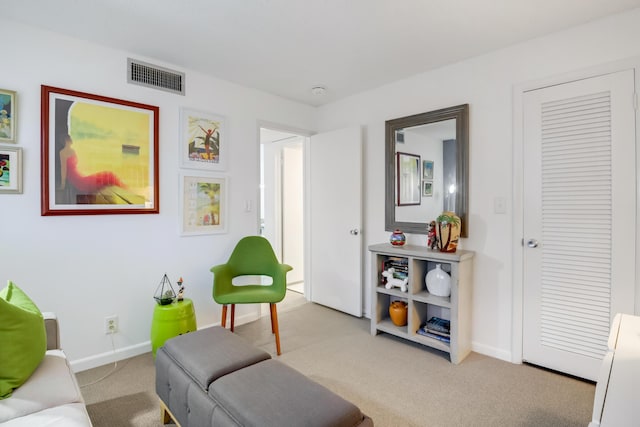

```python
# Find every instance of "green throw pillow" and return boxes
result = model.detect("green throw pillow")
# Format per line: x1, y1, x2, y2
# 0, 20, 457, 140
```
0, 281, 46, 399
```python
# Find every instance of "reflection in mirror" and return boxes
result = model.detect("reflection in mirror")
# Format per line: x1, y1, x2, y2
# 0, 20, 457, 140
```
385, 104, 469, 237
396, 152, 421, 206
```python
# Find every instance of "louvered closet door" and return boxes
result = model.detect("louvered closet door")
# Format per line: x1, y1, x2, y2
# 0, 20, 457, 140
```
522, 69, 636, 381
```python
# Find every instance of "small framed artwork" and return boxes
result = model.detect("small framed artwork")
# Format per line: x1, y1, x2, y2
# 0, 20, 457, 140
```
180, 173, 228, 236
423, 160, 434, 180
179, 108, 226, 171
40, 85, 159, 216
422, 181, 433, 197
0, 89, 17, 143
0, 146, 22, 194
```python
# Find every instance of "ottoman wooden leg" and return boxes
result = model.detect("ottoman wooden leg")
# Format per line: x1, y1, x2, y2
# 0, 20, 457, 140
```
159, 398, 182, 426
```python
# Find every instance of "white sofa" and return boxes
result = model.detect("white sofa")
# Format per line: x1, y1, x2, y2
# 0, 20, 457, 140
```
0, 313, 92, 426
589, 313, 640, 427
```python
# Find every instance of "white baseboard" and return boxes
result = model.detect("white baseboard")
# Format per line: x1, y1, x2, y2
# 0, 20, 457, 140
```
71, 341, 151, 373
472, 341, 512, 363
70, 312, 261, 373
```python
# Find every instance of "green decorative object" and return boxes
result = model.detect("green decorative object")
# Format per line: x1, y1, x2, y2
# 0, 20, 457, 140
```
0, 281, 46, 399
150, 298, 197, 357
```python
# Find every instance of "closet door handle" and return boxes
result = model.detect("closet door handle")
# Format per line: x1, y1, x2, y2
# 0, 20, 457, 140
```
526, 239, 539, 248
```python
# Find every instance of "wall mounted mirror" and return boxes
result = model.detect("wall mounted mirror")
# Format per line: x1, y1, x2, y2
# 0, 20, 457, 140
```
385, 104, 469, 237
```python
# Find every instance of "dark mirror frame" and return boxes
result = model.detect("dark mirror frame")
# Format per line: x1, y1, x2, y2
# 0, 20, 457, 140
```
385, 103, 469, 237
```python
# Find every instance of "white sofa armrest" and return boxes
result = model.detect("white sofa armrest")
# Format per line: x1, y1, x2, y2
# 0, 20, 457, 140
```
42, 312, 60, 351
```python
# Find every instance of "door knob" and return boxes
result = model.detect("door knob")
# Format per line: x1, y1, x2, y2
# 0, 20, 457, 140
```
350, 229, 360, 235
526, 239, 539, 248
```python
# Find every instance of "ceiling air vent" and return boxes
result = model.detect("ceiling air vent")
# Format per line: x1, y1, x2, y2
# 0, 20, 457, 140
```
127, 58, 185, 95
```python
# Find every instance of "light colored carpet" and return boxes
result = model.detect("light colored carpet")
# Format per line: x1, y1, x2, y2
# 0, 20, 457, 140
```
77, 293, 595, 427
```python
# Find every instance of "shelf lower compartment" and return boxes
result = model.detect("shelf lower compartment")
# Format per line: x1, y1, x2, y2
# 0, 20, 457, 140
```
374, 320, 451, 354
375, 318, 410, 338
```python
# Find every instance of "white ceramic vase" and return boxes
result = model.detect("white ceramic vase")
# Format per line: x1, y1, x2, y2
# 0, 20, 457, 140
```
425, 264, 451, 297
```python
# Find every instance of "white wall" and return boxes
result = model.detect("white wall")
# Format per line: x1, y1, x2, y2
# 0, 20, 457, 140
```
315, 8, 640, 361
0, 20, 315, 370
5, 8, 640, 369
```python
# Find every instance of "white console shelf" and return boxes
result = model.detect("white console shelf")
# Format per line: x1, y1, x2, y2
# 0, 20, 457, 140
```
368, 243, 474, 364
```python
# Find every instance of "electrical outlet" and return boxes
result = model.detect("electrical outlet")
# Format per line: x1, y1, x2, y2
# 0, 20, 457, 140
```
105, 315, 118, 334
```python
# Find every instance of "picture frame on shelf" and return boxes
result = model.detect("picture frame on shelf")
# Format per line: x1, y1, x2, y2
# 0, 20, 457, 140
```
179, 173, 228, 236
179, 108, 226, 171
0, 146, 23, 194
40, 85, 159, 216
423, 160, 434, 180
0, 89, 17, 143
422, 181, 433, 197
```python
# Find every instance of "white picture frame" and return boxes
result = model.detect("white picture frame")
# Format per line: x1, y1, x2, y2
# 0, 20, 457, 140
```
179, 108, 226, 171
0, 89, 16, 144
179, 173, 228, 235
0, 146, 22, 194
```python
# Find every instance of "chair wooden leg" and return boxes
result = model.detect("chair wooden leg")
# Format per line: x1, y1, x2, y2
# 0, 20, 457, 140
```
270, 303, 281, 356
221, 305, 227, 328
270, 305, 276, 334
230, 304, 236, 332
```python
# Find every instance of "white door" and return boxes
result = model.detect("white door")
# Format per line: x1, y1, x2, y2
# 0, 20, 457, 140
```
522, 69, 636, 380
309, 126, 363, 316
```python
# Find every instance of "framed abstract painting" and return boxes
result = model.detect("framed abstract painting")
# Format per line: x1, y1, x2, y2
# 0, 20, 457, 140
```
0, 146, 22, 194
179, 108, 226, 171
40, 85, 159, 216
179, 173, 228, 236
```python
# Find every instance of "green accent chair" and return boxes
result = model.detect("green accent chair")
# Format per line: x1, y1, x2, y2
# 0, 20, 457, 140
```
211, 236, 292, 355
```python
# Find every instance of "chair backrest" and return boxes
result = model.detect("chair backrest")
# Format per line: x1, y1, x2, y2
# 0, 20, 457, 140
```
227, 236, 281, 276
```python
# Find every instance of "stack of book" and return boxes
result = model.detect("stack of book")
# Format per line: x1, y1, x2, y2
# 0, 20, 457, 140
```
382, 257, 408, 280
417, 317, 450, 343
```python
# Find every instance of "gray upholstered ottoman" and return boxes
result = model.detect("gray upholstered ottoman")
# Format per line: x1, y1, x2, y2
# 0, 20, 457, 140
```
156, 326, 373, 427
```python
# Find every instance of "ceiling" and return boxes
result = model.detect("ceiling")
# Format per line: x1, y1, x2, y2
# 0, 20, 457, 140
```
4, 0, 640, 106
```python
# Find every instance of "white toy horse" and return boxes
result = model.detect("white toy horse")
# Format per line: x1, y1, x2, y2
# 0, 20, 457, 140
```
382, 268, 408, 292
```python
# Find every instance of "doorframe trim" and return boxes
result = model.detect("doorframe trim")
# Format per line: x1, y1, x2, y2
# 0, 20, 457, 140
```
511, 56, 640, 364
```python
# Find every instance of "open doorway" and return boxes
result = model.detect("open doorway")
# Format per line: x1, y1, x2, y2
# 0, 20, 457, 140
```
260, 127, 305, 297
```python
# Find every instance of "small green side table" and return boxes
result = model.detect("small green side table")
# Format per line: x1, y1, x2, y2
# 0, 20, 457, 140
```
150, 298, 197, 357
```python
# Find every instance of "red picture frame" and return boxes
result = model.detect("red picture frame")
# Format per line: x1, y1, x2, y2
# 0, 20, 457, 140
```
41, 85, 159, 216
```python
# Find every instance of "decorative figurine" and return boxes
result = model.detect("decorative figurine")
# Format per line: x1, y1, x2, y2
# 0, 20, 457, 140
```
382, 268, 409, 292
435, 212, 461, 253
427, 221, 438, 250
176, 277, 185, 301
390, 229, 406, 246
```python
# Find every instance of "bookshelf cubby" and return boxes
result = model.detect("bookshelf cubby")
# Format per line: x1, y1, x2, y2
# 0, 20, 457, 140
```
369, 243, 474, 364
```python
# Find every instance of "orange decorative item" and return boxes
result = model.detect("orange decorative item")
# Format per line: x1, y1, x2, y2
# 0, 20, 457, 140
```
436, 211, 461, 253
389, 300, 408, 326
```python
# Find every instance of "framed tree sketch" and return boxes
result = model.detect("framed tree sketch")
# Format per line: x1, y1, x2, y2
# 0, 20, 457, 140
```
422, 181, 433, 197
179, 173, 228, 235
0, 146, 22, 194
179, 108, 226, 171
0, 89, 16, 143
40, 85, 159, 216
